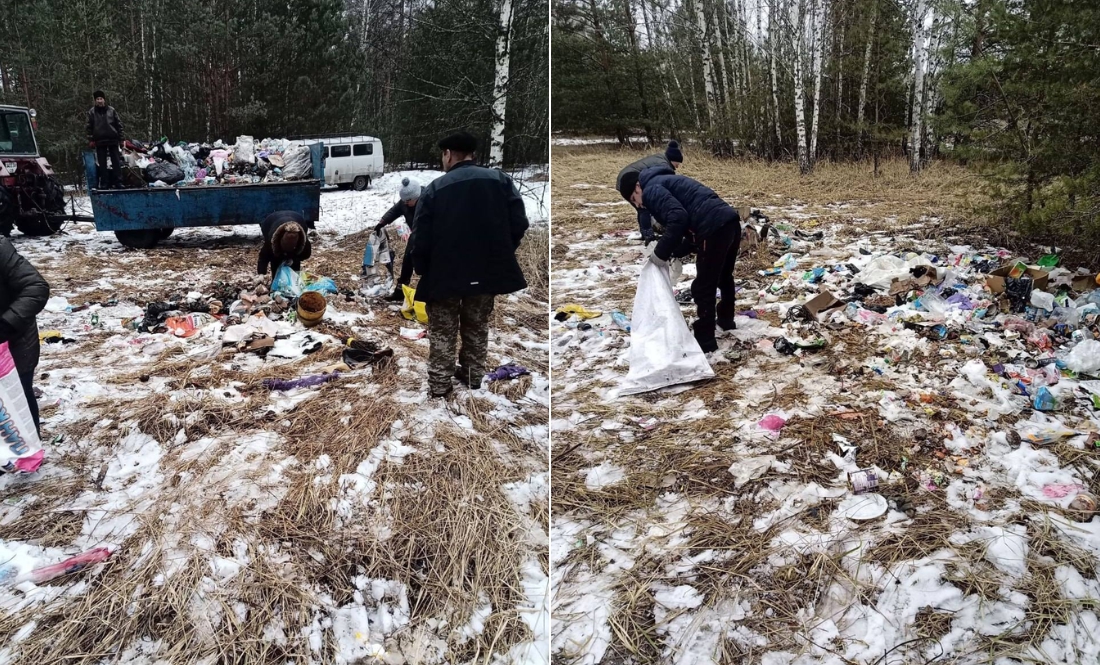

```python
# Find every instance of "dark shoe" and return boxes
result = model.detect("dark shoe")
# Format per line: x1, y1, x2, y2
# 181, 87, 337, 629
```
429, 386, 453, 399
694, 332, 718, 353
384, 288, 404, 302
455, 366, 482, 390
717, 316, 736, 331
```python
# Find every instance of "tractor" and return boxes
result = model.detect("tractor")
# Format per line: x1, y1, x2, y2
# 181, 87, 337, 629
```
0, 104, 89, 237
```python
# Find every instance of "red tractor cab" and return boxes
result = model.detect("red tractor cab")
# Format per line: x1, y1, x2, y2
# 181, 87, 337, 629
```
0, 105, 73, 236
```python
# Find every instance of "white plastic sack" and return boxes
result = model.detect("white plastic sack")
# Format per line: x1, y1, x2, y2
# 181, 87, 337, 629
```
859, 255, 935, 290
282, 145, 312, 180
1064, 339, 1100, 376
234, 135, 256, 164
0, 343, 44, 474
618, 260, 715, 396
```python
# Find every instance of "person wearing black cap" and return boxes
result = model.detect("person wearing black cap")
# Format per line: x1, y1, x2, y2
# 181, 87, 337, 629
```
619, 165, 740, 353
86, 91, 124, 190
615, 140, 684, 243
411, 131, 529, 398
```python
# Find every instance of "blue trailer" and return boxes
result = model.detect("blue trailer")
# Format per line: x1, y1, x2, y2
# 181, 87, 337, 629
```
80, 143, 324, 248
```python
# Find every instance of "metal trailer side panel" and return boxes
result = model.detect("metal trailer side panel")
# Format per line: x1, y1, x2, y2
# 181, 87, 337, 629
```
82, 144, 324, 232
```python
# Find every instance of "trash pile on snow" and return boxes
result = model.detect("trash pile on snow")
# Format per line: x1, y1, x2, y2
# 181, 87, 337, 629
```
119, 135, 314, 188
551, 211, 1100, 664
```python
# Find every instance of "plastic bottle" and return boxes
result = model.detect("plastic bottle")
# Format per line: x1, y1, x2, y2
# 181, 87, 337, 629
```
611, 311, 631, 332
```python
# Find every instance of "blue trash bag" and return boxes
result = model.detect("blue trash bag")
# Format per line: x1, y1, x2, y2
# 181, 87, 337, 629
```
272, 263, 304, 296
303, 276, 338, 295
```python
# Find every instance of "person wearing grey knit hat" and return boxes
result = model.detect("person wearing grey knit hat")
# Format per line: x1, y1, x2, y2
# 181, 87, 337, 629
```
375, 176, 424, 301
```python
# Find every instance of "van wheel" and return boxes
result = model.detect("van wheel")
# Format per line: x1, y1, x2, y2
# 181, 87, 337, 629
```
353, 176, 369, 191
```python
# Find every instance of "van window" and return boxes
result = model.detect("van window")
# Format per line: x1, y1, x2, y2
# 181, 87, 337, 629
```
353, 144, 368, 156
331, 145, 351, 158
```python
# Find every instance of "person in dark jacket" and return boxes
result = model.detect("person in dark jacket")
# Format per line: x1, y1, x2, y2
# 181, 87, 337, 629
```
375, 176, 422, 302
619, 166, 740, 353
412, 131, 529, 397
615, 140, 684, 243
86, 91, 124, 190
257, 211, 313, 278
0, 238, 49, 437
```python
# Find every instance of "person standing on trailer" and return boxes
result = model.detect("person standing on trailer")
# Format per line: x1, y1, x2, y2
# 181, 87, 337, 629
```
375, 176, 422, 302
86, 91, 125, 190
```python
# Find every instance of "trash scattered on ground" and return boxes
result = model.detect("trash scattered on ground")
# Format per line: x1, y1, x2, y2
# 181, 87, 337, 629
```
487, 364, 530, 382
262, 372, 341, 391
555, 304, 602, 321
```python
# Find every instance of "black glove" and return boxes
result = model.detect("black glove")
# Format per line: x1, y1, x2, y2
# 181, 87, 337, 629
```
374, 222, 385, 233
641, 230, 656, 244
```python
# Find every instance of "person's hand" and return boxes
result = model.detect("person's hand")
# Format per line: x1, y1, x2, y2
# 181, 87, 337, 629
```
642, 239, 657, 258
374, 222, 385, 233
641, 230, 655, 244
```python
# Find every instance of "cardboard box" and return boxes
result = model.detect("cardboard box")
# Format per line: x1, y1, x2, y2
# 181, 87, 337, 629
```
805, 290, 844, 319
1072, 274, 1096, 293
986, 265, 1049, 294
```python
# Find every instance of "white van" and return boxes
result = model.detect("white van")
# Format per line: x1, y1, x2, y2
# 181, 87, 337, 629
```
301, 136, 384, 190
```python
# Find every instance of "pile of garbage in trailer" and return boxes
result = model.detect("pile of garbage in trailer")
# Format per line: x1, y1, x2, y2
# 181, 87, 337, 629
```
118, 135, 314, 188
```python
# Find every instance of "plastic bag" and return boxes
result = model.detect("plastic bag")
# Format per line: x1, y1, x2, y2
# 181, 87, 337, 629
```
1064, 339, 1100, 376
145, 161, 184, 185
233, 135, 256, 164
0, 343, 45, 474
282, 145, 312, 180
302, 273, 338, 295
164, 313, 216, 338
618, 260, 715, 396
401, 285, 428, 324
272, 264, 305, 296
361, 231, 392, 269
391, 220, 412, 243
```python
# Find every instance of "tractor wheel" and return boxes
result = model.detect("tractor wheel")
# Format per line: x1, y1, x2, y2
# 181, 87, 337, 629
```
115, 230, 161, 249
353, 176, 369, 191
15, 215, 65, 237
42, 178, 65, 213
157, 228, 174, 240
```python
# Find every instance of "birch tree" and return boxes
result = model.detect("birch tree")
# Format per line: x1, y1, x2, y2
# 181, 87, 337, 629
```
856, 0, 878, 152
792, 0, 811, 173
809, 0, 825, 163
908, 0, 929, 173
489, 0, 515, 168
769, 0, 783, 148
695, 0, 719, 128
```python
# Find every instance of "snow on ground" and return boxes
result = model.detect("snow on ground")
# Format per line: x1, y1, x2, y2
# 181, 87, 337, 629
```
0, 169, 549, 664
550, 155, 1100, 664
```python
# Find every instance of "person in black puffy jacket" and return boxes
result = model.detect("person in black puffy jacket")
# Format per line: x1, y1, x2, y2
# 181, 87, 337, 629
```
618, 166, 740, 353
614, 140, 683, 243
0, 239, 49, 436
85, 91, 124, 190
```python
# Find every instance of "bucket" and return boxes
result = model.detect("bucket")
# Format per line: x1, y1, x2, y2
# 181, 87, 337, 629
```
297, 292, 327, 328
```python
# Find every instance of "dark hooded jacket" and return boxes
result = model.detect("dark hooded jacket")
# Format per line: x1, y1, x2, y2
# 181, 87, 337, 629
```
639, 166, 739, 262
258, 211, 313, 276
411, 161, 528, 303
86, 106, 124, 146
616, 153, 674, 238
0, 239, 50, 375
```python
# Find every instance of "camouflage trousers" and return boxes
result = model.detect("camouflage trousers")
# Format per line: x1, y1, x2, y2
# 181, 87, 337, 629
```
426, 294, 495, 394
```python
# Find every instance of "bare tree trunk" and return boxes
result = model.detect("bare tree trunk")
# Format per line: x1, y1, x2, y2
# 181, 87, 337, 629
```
769, 0, 783, 148
835, 10, 844, 154
695, 0, 718, 128
793, 0, 811, 173
857, 0, 878, 154
908, 0, 928, 174
489, 0, 513, 168
715, 3, 731, 115
623, 0, 653, 142
809, 0, 825, 163
921, 9, 943, 166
